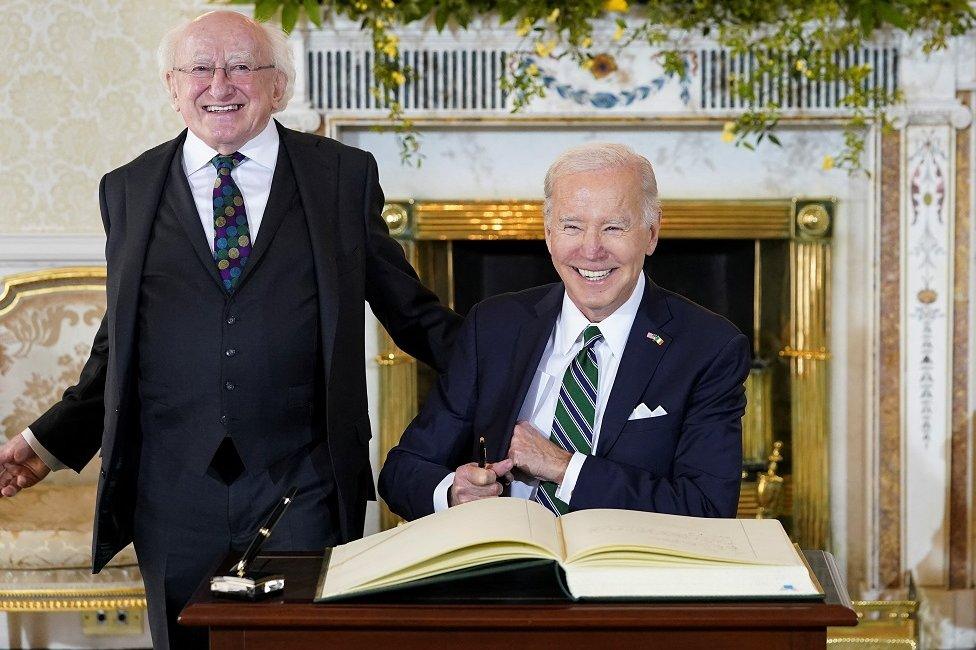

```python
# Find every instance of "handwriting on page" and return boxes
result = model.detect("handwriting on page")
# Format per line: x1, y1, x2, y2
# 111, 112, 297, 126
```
581, 524, 748, 558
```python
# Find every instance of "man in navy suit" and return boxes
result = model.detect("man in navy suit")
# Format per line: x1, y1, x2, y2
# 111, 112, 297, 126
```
380, 142, 750, 520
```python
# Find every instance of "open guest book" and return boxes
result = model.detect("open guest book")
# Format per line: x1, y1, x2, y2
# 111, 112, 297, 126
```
315, 498, 822, 602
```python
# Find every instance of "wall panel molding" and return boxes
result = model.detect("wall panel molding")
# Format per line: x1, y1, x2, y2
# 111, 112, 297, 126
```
0, 234, 105, 279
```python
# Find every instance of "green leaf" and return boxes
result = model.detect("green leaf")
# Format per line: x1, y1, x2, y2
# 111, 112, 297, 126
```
254, 0, 280, 22
281, 1, 299, 33
767, 134, 781, 146
434, 7, 448, 31
498, 4, 518, 23
877, 2, 909, 29
304, 0, 322, 27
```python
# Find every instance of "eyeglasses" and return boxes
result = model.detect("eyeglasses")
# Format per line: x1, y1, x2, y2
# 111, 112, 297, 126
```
173, 64, 276, 81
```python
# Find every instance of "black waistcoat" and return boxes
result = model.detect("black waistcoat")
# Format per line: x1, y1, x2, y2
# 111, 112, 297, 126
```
136, 146, 322, 476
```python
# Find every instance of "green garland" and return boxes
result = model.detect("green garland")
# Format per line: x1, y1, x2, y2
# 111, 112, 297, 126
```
226, 0, 975, 170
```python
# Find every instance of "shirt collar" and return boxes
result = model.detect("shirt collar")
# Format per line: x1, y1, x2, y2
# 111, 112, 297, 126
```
182, 119, 280, 175
554, 273, 645, 359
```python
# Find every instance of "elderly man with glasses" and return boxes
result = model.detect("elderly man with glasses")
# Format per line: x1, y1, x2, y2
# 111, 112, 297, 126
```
0, 10, 460, 649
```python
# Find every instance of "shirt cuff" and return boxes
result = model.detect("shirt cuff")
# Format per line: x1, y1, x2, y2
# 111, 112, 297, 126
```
433, 472, 455, 512
21, 428, 67, 472
554, 452, 587, 504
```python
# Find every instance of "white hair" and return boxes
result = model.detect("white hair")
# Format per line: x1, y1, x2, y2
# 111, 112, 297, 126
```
156, 10, 296, 112
543, 142, 662, 229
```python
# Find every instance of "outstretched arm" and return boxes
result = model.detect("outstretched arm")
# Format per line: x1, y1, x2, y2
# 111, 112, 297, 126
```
0, 434, 51, 497
360, 153, 462, 373
10, 174, 117, 483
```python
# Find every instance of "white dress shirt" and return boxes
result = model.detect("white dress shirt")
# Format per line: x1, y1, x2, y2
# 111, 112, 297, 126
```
182, 119, 279, 246
433, 273, 645, 512
22, 120, 281, 472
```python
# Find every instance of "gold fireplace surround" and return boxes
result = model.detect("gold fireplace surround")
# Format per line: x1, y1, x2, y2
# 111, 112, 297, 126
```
376, 198, 833, 550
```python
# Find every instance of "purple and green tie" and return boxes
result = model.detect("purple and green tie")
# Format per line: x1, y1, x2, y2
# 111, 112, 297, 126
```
211, 153, 251, 292
535, 325, 603, 515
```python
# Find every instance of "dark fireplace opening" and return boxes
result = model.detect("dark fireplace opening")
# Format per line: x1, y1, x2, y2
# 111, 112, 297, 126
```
451, 239, 756, 349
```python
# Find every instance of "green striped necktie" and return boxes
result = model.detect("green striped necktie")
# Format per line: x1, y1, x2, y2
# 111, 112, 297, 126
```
535, 325, 603, 515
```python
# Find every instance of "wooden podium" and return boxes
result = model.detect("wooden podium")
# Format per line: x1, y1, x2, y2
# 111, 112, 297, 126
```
181, 550, 856, 649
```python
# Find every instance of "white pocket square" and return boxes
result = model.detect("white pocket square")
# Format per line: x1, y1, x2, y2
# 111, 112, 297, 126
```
628, 403, 668, 420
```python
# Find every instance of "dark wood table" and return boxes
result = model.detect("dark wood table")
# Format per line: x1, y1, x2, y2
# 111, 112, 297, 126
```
181, 550, 857, 649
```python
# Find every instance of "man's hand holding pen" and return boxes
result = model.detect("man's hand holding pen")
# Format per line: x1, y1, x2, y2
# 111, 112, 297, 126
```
448, 436, 514, 507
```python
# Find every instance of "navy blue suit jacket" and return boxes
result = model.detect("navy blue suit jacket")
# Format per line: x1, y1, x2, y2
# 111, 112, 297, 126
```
379, 276, 751, 521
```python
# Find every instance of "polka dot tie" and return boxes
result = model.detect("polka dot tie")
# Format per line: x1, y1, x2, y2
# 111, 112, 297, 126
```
211, 153, 251, 292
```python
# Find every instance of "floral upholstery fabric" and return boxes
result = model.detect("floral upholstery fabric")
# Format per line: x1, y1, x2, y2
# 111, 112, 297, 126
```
0, 272, 139, 572
0, 483, 137, 570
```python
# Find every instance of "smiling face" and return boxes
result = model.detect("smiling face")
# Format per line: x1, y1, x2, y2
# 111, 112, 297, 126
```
165, 12, 285, 154
545, 165, 658, 322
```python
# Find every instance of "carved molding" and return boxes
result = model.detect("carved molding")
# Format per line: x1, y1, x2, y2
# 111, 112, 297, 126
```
276, 102, 323, 133
888, 100, 972, 130
0, 235, 105, 264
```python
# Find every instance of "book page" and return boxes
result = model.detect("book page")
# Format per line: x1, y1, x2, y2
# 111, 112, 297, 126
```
319, 497, 564, 598
559, 509, 801, 566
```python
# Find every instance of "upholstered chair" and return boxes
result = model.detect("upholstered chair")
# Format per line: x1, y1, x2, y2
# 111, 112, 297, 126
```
0, 267, 145, 624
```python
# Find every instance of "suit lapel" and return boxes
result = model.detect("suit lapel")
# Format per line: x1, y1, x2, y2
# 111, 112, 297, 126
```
596, 277, 673, 456
113, 132, 187, 395
165, 148, 225, 292
491, 284, 563, 460
279, 122, 340, 383
235, 140, 292, 289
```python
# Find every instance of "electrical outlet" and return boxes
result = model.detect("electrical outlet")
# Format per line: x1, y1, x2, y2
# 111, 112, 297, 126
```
81, 608, 145, 635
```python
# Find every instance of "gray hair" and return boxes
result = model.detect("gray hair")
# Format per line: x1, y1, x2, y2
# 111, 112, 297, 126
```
543, 142, 662, 229
156, 10, 295, 112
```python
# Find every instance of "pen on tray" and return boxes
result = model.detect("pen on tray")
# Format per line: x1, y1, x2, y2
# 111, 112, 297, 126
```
478, 436, 487, 469
233, 486, 298, 577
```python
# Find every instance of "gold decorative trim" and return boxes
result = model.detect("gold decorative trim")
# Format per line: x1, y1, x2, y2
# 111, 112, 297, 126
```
741, 369, 773, 466
0, 587, 146, 612
826, 642, 917, 648
0, 266, 107, 317
406, 200, 792, 240
375, 352, 414, 366
796, 204, 832, 238
789, 200, 833, 550
413, 202, 543, 240
827, 598, 919, 648
382, 203, 410, 237
852, 599, 919, 612
377, 241, 419, 530
779, 347, 831, 361
737, 475, 793, 518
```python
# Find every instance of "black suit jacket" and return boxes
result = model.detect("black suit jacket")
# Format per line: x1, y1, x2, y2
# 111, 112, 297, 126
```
30, 122, 461, 572
379, 277, 750, 521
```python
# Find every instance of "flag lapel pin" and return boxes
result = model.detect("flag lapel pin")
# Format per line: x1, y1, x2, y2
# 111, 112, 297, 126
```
646, 332, 664, 346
